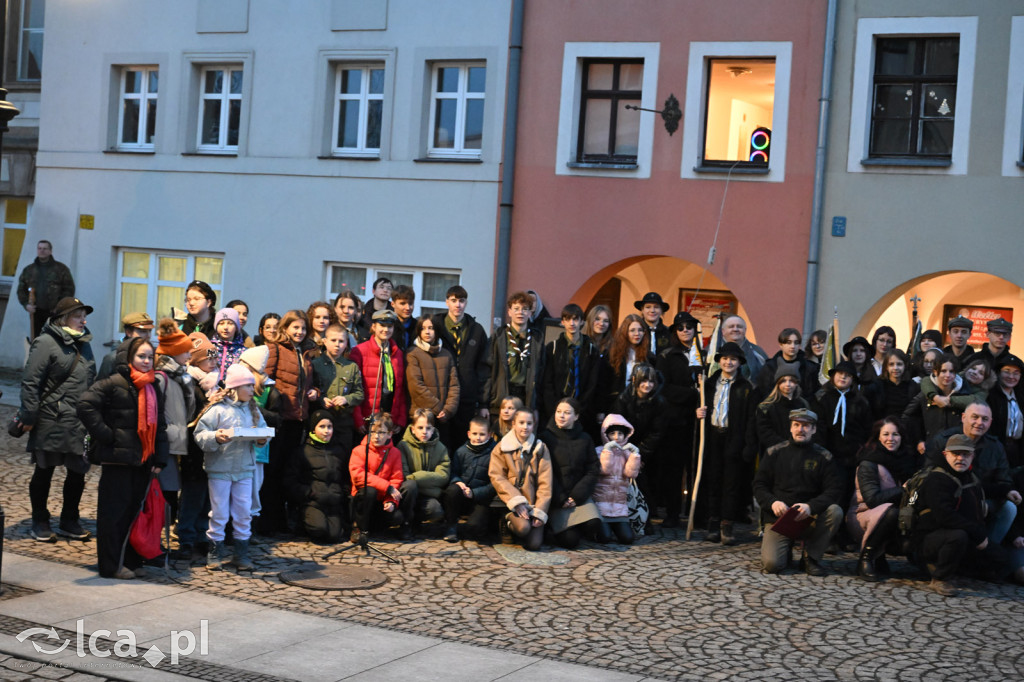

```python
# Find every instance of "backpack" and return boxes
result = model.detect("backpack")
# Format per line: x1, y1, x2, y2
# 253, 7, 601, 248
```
898, 465, 981, 539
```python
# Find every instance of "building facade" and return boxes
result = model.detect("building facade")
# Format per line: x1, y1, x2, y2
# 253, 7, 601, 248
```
0, 0, 512, 367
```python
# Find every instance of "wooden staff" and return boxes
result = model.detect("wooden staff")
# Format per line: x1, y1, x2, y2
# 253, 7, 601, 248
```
686, 371, 707, 540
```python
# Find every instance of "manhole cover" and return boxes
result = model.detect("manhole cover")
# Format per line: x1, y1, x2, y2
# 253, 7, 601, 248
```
279, 565, 388, 590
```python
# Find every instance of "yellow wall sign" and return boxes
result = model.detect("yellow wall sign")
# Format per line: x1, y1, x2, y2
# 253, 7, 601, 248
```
79, 214, 94, 230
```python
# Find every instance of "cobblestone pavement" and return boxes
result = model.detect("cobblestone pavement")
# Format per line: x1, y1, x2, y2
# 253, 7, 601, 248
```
1, 405, 1023, 681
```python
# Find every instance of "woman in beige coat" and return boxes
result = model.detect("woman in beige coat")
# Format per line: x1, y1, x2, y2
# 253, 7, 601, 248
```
489, 409, 552, 551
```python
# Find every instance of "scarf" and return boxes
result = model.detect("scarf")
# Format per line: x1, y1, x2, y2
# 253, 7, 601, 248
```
379, 342, 395, 393
446, 316, 464, 355
414, 337, 438, 354
563, 337, 581, 398
61, 327, 85, 338
130, 367, 158, 463
833, 389, 848, 437
712, 376, 733, 428
507, 326, 531, 375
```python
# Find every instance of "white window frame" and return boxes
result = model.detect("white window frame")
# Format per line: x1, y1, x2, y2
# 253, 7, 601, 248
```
325, 263, 461, 318
427, 62, 486, 158
1002, 16, 1024, 177
117, 66, 158, 151
332, 63, 385, 157
847, 16, 977, 176
16, 0, 44, 82
680, 41, 792, 183
114, 249, 224, 339
556, 42, 660, 179
197, 65, 244, 153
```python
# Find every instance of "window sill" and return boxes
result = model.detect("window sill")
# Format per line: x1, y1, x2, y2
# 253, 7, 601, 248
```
566, 161, 639, 171
414, 156, 483, 164
693, 165, 770, 175
104, 149, 156, 155
860, 157, 951, 168
181, 151, 239, 157
318, 155, 381, 161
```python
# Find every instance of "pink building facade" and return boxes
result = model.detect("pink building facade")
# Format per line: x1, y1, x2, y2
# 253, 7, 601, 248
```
507, 0, 827, 341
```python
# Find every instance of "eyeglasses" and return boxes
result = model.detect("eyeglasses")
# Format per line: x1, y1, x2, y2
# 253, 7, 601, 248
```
369, 430, 390, 437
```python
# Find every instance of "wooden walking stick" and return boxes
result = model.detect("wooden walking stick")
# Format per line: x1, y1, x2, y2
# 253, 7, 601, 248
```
686, 371, 707, 540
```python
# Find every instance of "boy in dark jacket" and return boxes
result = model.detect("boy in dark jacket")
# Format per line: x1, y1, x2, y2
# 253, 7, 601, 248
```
541, 303, 600, 430
812, 360, 872, 510
285, 410, 348, 543
311, 324, 365, 455
441, 417, 497, 542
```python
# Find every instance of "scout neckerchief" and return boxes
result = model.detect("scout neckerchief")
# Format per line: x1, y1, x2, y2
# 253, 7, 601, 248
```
507, 325, 531, 375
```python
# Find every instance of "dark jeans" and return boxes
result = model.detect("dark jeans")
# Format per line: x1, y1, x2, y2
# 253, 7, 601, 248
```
97, 465, 150, 577
176, 475, 210, 546
29, 462, 85, 524
351, 479, 417, 533
702, 427, 743, 523
441, 484, 494, 537
918, 528, 1010, 581
596, 519, 635, 544
258, 419, 304, 533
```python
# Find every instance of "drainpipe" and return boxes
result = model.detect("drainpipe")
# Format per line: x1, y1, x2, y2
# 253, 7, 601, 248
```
803, 0, 839, 337
491, 0, 524, 333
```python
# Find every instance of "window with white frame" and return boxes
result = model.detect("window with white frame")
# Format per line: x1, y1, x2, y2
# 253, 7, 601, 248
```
115, 250, 224, 336
1001, 16, 1024, 176
847, 17, 977, 174
0, 198, 30, 279
326, 263, 460, 317
428, 63, 485, 157
197, 66, 243, 152
17, 0, 44, 81
555, 42, 660, 179
680, 41, 792, 182
117, 67, 158, 150
576, 59, 644, 165
333, 64, 384, 155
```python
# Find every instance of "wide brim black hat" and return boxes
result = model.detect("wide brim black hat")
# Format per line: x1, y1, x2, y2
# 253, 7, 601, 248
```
634, 292, 670, 313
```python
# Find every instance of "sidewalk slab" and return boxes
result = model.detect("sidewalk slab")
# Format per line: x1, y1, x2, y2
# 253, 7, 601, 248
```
341, 641, 536, 681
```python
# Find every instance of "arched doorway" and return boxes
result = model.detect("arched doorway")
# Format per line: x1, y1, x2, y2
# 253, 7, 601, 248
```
572, 255, 759, 344
855, 271, 1024, 351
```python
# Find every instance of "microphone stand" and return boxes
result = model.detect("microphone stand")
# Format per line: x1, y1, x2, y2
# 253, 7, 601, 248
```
324, 345, 400, 564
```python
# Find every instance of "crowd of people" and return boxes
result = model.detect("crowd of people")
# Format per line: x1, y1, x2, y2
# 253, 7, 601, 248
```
13, 254, 1024, 596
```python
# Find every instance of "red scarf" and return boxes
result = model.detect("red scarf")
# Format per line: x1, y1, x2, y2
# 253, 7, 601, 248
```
130, 367, 157, 463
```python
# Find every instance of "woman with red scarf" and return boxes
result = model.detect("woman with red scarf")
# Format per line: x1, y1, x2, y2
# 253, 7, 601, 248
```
79, 337, 168, 579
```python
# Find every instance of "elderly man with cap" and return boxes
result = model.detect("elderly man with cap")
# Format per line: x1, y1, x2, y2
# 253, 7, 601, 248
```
634, 292, 672, 356
912, 433, 1010, 596
944, 315, 976, 363
925, 402, 1020, 546
976, 317, 1012, 369
988, 354, 1024, 467
350, 308, 408, 432
18, 297, 96, 542
97, 311, 155, 380
694, 341, 755, 544
753, 408, 844, 575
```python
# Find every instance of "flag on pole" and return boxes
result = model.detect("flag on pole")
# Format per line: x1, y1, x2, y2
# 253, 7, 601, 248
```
907, 319, 922, 358
818, 311, 839, 386
704, 314, 724, 376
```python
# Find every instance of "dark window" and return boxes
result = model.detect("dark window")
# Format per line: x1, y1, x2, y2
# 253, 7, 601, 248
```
870, 37, 958, 159
576, 59, 643, 164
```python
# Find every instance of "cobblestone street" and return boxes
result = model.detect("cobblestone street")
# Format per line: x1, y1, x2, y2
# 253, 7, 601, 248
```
1, 405, 1022, 681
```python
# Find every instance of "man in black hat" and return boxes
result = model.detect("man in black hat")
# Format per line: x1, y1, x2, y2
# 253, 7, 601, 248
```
753, 408, 844, 576
634, 292, 671, 356
912, 433, 1009, 596
17, 240, 76, 338
944, 315, 975, 363
694, 341, 755, 545
976, 317, 1012, 369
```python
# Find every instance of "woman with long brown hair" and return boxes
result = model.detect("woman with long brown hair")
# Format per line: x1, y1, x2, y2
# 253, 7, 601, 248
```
608, 314, 649, 401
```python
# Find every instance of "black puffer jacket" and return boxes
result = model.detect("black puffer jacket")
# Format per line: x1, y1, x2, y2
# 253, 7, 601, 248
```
285, 437, 348, 543
450, 438, 496, 503
77, 338, 168, 468
613, 387, 669, 462
540, 418, 599, 507
20, 320, 96, 455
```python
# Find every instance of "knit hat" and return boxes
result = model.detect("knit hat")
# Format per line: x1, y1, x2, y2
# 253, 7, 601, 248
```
155, 317, 192, 356
188, 332, 216, 364
224, 364, 255, 390
214, 307, 241, 329
309, 409, 333, 428
238, 345, 269, 373
774, 361, 800, 383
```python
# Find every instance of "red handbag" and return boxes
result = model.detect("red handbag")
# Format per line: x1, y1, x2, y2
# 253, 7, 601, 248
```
129, 479, 166, 560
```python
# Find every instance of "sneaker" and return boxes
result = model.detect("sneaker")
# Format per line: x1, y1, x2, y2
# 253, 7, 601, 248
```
443, 526, 459, 543
31, 519, 56, 542
928, 579, 957, 597
113, 566, 136, 580
57, 519, 91, 540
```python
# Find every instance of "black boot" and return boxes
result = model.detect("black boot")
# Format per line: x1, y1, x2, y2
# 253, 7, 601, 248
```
858, 548, 880, 581
705, 518, 721, 543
